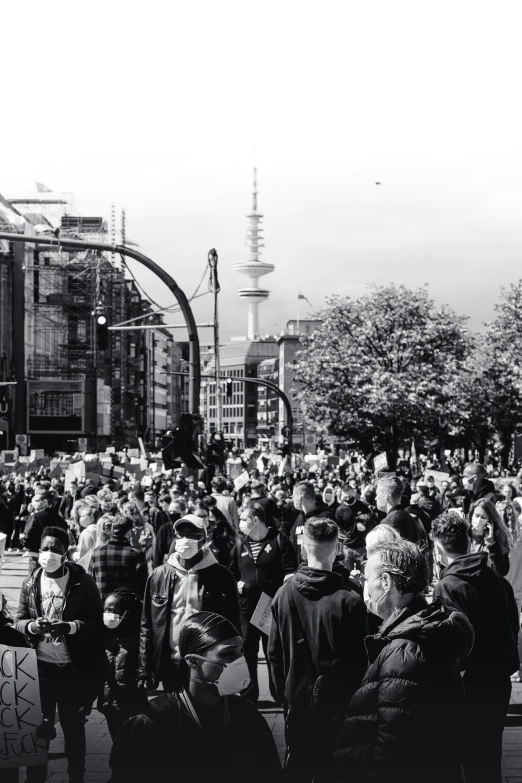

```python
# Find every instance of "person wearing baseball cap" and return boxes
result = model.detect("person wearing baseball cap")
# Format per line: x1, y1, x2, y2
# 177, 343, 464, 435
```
139, 512, 241, 693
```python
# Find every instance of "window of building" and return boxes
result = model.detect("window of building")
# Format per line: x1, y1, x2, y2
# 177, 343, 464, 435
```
223, 423, 229, 433
230, 423, 235, 433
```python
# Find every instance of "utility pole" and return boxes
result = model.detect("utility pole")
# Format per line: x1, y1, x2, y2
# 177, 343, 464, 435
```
208, 249, 222, 432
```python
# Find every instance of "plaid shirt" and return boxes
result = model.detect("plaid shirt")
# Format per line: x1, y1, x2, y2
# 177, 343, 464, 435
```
90, 536, 148, 602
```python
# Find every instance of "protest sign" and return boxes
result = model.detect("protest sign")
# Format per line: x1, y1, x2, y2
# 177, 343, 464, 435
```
234, 471, 250, 492
374, 452, 389, 472
29, 450, 44, 462
250, 592, 273, 636
0, 644, 47, 768
128, 449, 140, 459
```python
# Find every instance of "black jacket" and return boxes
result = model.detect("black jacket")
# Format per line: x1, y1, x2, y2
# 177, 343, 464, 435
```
15, 562, 106, 692
139, 559, 241, 680
290, 505, 336, 565
432, 551, 520, 679
335, 501, 378, 549
268, 566, 368, 709
463, 476, 497, 516
25, 507, 68, 553
108, 691, 284, 783
229, 529, 297, 617
334, 596, 474, 783
152, 515, 180, 569
382, 505, 427, 547
99, 624, 148, 718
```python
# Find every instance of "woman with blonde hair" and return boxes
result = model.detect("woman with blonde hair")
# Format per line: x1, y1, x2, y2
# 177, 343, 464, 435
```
469, 498, 511, 576
365, 524, 401, 557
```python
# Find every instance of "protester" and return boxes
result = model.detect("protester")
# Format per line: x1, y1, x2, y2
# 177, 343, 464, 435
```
377, 476, 428, 547
152, 498, 186, 568
469, 499, 511, 575
89, 512, 148, 602
431, 511, 519, 783
268, 518, 368, 783
229, 502, 296, 703
98, 587, 148, 739
334, 540, 474, 783
365, 522, 401, 556
109, 611, 283, 783
211, 477, 240, 532
23, 492, 68, 573
462, 462, 497, 515
290, 481, 335, 565
15, 525, 106, 783
139, 513, 241, 692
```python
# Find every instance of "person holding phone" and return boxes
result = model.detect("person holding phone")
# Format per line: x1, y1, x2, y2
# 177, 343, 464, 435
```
469, 499, 511, 576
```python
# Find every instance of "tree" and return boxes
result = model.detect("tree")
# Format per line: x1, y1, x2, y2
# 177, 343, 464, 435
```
291, 284, 471, 467
482, 281, 522, 465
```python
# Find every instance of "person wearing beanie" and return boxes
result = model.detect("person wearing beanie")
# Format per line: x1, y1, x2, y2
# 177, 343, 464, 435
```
139, 513, 240, 693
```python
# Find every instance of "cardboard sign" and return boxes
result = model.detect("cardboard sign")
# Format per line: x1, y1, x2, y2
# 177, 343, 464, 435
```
29, 450, 44, 462
250, 592, 273, 636
374, 452, 389, 472
0, 644, 47, 768
234, 470, 250, 492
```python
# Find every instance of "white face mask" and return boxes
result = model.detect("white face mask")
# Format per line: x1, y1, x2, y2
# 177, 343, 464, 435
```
194, 654, 251, 695
363, 576, 388, 617
103, 612, 124, 629
38, 551, 65, 573
175, 537, 201, 558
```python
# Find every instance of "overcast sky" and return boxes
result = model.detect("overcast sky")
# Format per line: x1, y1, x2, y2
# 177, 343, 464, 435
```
2, 1, 522, 340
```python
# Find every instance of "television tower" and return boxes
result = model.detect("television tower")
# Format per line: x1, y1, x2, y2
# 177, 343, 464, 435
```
234, 168, 274, 340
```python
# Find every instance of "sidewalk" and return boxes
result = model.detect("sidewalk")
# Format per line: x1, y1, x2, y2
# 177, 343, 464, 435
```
1, 552, 521, 781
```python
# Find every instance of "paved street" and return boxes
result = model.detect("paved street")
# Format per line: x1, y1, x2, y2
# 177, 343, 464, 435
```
2, 551, 521, 782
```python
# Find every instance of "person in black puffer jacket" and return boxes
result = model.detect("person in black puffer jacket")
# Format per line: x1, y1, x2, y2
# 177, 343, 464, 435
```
431, 512, 520, 783
98, 587, 148, 739
334, 540, 474, 783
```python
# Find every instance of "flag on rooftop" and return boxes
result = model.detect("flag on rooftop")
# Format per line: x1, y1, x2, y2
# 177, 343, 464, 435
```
298, 292, 312, 306
36, 182, 52, 193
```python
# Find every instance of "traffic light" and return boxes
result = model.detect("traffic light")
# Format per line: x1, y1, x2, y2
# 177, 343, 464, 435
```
161, 414, 205, 470
225, 378, 233, 399
96, 314, 109, 351
206, 431, 225, 466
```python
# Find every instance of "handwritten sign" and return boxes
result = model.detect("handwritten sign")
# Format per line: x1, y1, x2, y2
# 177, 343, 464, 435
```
233, 471, 250, 492
0, 644, 47, 768
250, 592, 273, 636
374, 452, 389, 472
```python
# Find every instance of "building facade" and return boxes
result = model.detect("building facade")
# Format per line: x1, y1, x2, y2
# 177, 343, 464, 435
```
277, 319, 321, 448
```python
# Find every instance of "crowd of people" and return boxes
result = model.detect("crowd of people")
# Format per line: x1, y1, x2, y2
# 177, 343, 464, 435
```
1, 450, 522, 783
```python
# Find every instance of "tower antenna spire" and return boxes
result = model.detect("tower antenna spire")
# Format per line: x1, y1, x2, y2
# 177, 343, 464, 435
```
234, 168, 274, 340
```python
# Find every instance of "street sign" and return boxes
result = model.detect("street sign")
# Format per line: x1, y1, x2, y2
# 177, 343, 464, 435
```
78, 437, 88, 452
281, 425, 293, 438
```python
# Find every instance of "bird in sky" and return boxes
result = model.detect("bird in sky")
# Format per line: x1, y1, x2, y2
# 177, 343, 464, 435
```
375, 181, 382, 185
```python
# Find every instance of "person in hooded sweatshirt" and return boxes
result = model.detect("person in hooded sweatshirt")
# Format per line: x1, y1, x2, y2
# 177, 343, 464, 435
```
268, 517, 368, 783
139, 513, 240, 693
431, 511, 520, 783
334, 540, 474, 783
462, 462, 497, 516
